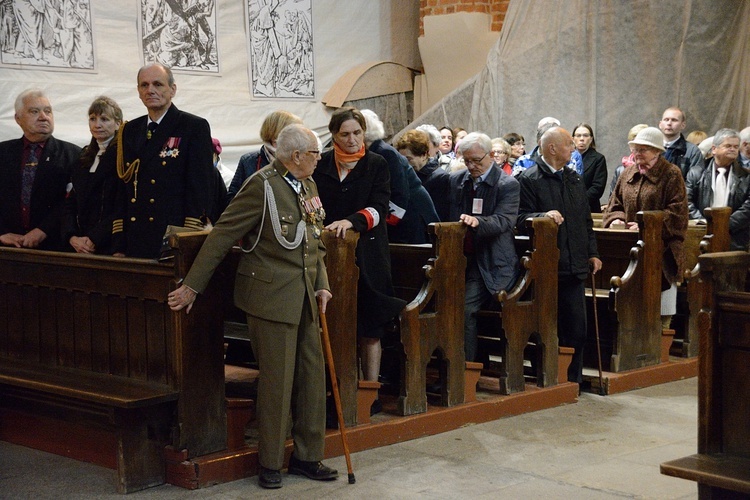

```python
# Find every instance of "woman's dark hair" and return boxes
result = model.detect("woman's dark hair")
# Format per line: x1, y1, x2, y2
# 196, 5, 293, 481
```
328, 106, 367, 135
572, 122, 597, 150
502, 132, 525, 145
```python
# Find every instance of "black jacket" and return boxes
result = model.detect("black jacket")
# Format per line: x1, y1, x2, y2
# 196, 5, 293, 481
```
686, 159, 750, 251
417, 157, 451, 222
664, 134, 705, 179
0, 135, 81, 250
580, 148, 608, 213
517, 161, 598, 279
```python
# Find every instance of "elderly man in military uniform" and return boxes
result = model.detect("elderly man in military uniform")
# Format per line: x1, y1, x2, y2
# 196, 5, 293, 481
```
167, 124, 338, 489
114, 62, 220, 258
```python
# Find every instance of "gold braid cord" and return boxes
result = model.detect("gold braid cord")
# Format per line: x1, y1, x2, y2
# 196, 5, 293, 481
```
116, 121, 140, 183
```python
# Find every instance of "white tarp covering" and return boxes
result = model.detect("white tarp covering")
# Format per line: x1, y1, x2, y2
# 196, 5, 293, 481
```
408, 0, 750, 202
0, 0, 419, 168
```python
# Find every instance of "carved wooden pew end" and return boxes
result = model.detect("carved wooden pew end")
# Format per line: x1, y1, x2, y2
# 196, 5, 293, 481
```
356, 380, 381, 425
463, 361, 483, 403
557, 347, 574, 385
226, 398, 255, 451
661, 329, 675, 363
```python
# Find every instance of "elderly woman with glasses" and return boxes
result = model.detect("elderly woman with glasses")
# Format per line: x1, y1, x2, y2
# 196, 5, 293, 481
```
603, 126, 688, 330
490, 137, 512, 175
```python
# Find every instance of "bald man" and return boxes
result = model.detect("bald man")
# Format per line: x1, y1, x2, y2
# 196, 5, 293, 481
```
516, 127, 601, 385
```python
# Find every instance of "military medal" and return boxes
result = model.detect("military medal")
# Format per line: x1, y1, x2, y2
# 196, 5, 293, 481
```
300, 191, 325, 239
160, 137, 181, 158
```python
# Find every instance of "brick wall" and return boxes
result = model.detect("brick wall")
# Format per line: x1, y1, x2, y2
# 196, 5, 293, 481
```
419, 0, 510, 35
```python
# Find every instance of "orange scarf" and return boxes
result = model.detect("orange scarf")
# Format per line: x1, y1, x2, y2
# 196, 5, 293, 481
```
334, 142, 365, 165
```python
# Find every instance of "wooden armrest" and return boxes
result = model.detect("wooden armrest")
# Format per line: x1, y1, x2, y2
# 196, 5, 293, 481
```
0, 359, 178, 409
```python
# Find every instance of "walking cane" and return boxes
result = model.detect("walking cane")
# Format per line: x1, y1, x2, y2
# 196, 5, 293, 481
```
318, 298, 356, 484
590, 273, 605, 396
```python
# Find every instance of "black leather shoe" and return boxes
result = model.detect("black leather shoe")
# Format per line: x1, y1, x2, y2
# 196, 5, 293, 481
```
258, 466, 282, 489
288, 455, 338, 481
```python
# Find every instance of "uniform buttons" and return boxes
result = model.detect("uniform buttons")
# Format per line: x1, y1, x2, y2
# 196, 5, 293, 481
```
161, 161, 166, 166
130, 217, 136, 222
151, 179, 156, 184
150, 198, 155, 203
149, 217, 154, 222
126, 162, 131, 167
131, 198, 136, 203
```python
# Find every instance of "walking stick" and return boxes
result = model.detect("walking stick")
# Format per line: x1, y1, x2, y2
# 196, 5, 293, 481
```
590, 273, 605, 396
318, 298, 356, 484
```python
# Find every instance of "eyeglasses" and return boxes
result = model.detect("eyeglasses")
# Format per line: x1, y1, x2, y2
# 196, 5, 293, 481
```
306, 150, 320, 156
490, 150, 507, 157
632, 147, 652, 155
464, 153, 488, 166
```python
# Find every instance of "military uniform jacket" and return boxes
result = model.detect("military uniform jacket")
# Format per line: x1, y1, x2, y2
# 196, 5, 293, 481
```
184, 161, 329, 325
115, 104, 215, 258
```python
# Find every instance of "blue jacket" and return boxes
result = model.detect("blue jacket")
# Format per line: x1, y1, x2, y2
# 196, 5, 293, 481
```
449, 165, 519, 294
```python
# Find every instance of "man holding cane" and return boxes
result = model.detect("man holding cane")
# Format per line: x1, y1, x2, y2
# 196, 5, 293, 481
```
168, 123, 337, 489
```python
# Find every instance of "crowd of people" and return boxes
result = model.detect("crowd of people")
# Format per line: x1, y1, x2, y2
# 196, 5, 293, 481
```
3, 66, 750, 488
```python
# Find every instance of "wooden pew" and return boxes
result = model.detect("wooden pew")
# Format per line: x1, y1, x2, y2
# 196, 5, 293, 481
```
0, 234, 226, 493
477, 217, 561, 394
673, 207, 731, 358
389, 222, 467, 416
587, 211, 664, 372
660, 251, 750, 498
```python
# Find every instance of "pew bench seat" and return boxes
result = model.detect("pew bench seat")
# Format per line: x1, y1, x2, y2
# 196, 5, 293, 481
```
0, 358, 179, 493
661, 454, 750, 496
0, 359, 178, 408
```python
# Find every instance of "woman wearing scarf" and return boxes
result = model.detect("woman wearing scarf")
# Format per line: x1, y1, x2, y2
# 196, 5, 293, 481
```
313, 107, 406, 416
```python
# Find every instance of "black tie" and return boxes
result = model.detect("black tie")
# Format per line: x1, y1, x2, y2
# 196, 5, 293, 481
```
147, 122, 158, 140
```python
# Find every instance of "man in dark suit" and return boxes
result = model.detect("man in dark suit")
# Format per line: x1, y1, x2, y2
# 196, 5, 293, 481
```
114, 62, 222, 258
0, 89, 80, 251
168, 124, 338, 489
686, 128, 750, 251
449, 132, 520, 362
516, 127, 602, 384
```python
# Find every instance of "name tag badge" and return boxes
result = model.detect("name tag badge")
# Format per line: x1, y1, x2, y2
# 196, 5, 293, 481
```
472, 198, 483, 214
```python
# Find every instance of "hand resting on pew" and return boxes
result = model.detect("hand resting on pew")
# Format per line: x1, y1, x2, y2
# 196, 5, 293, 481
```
608, 218, 639, 231
544, 210, 564, 225
459, 213, 479, 228
326, 218, 354, 238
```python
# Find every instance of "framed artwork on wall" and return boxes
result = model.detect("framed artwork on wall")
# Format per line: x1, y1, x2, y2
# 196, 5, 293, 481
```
0, 0, 96, 71
246, 0, 314, 99
139, 0, 219, 73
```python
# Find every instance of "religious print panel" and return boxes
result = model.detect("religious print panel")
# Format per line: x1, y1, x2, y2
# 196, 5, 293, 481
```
0, 0, 96, 71
246, 0, 315, 99
139, 0, 219, 73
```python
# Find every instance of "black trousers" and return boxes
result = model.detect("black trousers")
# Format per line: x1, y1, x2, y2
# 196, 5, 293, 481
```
558, 276, 587, 384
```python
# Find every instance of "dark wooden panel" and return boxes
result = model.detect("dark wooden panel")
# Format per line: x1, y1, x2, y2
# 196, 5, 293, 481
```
90, 293, 110, 374
5, 285, 23, 359
38, 287, 58, 366
55, 290, 75, 368
127, 298, 148, 381
0, 283, 7, 356
144, 300, 168, 385
21, 285, 41, 363
108, 296, 128, 377
73, 291, 93, 371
